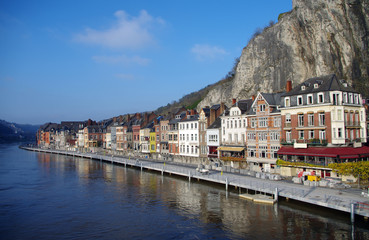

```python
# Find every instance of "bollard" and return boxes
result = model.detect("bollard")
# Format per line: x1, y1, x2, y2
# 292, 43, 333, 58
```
351, 203, 356, 224
274, 187, 278, 202
225, 177, 228, 191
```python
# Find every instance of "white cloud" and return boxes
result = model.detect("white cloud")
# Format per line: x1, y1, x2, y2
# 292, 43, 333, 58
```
92, 55, 150, 66
191, 44, 228, 61
74, 10, 164, 49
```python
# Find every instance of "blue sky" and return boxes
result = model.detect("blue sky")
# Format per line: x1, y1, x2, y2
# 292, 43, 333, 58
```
0, 0, 292, 125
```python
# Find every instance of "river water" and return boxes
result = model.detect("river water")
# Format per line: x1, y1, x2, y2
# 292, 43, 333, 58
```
0, 144, 368, 239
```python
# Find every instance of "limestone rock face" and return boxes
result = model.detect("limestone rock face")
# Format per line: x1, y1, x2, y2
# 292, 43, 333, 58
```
198, 0, 369, 110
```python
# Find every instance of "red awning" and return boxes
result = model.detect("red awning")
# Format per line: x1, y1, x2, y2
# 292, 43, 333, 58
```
278, 146, 369, 159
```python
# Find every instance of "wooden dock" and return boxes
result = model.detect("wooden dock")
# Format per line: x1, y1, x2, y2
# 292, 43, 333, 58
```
21, 147, 369, 220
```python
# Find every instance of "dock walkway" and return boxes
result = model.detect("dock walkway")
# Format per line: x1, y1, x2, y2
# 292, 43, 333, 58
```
21, 147, 369, 219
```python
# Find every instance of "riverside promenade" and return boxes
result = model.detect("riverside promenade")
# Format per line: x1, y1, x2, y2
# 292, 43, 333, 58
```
21, 146, 369, 220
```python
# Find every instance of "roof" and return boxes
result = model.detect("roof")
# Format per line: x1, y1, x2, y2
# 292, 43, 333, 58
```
180, 114, 199, 122
207, 117, 221, 129
224, 99, 253, 116
283, 74, 357, 97
248, 92, 284, 115
278, 146, 369, 159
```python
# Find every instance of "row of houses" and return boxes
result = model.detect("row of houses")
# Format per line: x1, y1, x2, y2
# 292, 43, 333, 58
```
37, 74, 369, 178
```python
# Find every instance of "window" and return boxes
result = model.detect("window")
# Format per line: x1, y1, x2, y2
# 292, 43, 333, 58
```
230, 120, 233, 128
247, 132, 256, 141
259, 146, 267, 158
243, 119, 246, 128
308, 114, 314, 126
319, 113, 325, 126
258, 132, 267, 141
227, 120, 229, 129
301, 85, 305, 91
309, 130, 314, 139
235, 120, 237, 128
298, 114, 304, 127
307, 94, 313, 104
234, 134, 238, 143
191, 134, 193, 141
314, 83, 319, 89
248, 146, 256, 157
337, 109, 342, 121
318, 93, 324, 103
299, 130, 304, 139
260, 104, 266, 112
354, 94, 359, 104
286, 114, 291, 123
286, 131, 291, 142
195, 123, 197, 129
285, 97, 290, 107
270, 132, 280, 141
259, 117, 268, 127
338, 128, 343, 138
297, 96, 303, 105
349, 93, 353, 103
251, 118, 256, 128
274, 117, 281, 127
333, 93, 340, 105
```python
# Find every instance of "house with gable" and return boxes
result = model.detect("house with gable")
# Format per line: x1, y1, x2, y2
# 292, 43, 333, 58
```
246, 92, 283, 173
278, 74, 369, 178
219, 98, 253, 168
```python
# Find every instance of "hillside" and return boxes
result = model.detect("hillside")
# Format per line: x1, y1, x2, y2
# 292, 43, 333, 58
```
0, 120, 40, 143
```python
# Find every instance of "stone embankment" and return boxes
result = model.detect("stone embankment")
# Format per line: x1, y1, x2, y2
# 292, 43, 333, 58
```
21, 146, 369, 220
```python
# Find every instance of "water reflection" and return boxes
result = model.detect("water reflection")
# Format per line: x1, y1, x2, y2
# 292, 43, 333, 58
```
33, 151, 369, 239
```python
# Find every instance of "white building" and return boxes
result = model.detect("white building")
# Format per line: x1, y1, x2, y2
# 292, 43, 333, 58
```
179, 114, 200, 157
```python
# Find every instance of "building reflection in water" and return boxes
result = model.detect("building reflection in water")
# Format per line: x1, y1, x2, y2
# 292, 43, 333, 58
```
36, 153, 369, 239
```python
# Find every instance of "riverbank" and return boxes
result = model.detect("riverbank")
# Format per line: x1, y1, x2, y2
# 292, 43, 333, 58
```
21, 146, 369, 220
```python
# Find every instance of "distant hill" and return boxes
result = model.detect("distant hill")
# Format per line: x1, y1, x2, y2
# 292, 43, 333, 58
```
0, 119, 40, 143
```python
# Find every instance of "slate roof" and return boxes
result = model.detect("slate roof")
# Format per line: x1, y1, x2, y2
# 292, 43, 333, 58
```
223, 99, 253, 116
207, 117, 222, 129
283, 74, 357, 97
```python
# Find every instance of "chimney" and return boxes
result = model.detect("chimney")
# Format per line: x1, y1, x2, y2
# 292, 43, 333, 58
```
252, 95, 255, 101
136, 113, 141, 120
127, 114, 131, 122
154, 118, 158, 125
191, 109, 195, 115
286, 80, 292, 92
232, 98, 236, 105
220, 102, 225, 114
210, 108, 216, 126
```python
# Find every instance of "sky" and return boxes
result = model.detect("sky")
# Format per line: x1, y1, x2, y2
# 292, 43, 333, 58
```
0, 0, 292, 125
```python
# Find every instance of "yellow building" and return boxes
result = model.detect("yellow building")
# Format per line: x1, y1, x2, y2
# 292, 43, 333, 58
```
150, 131, 156, 153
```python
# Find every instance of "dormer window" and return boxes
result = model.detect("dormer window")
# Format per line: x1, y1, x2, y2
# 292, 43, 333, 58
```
314, 83, 319, 89
284, 97, 290, 107
301, 85, 306, 91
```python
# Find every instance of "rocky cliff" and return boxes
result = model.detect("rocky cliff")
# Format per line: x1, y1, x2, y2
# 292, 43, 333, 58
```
198, 0, 369, 110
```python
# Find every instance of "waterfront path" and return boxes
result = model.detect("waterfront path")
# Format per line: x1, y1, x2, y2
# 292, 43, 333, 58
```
22, 147, 369, 219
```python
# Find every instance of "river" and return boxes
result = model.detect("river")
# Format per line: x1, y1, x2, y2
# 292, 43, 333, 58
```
0, 144, 368, 239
